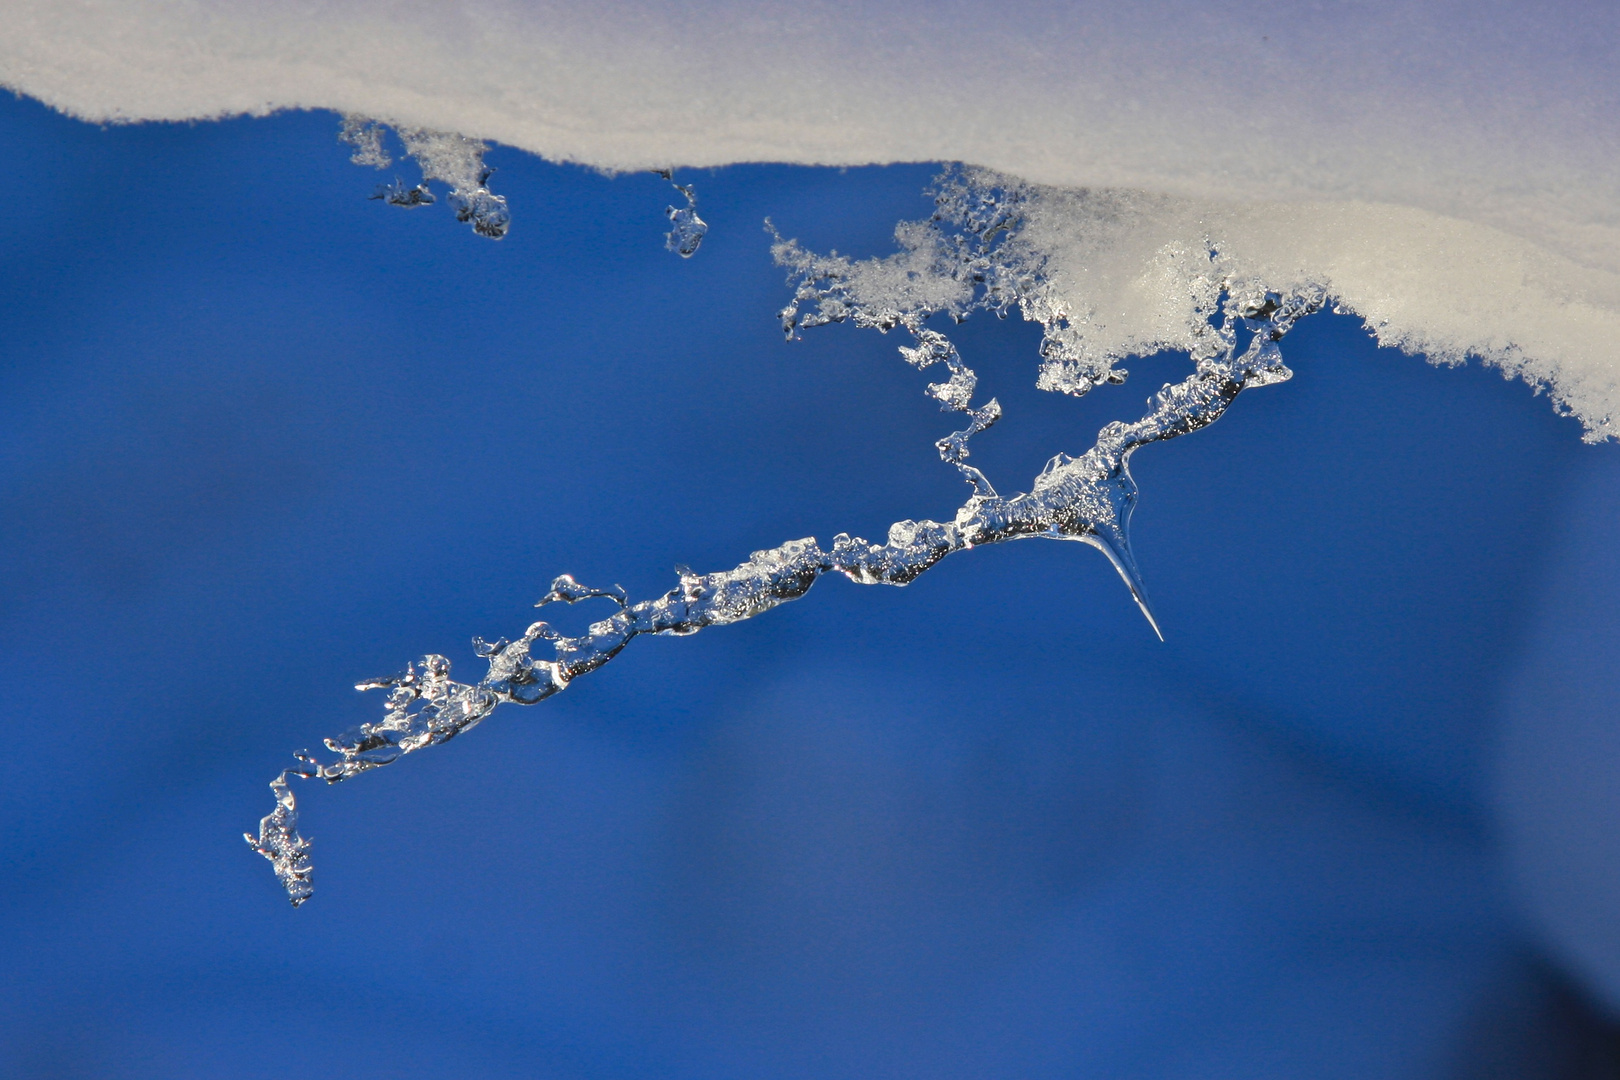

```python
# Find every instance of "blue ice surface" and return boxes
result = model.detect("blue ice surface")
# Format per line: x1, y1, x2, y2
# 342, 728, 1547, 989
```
0, 93, 1615, 1078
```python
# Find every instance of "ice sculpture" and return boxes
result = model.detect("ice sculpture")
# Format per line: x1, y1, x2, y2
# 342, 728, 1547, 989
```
247, 169, 1325, 904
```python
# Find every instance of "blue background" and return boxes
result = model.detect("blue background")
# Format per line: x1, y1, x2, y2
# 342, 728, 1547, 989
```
1, 93, 1617, 1077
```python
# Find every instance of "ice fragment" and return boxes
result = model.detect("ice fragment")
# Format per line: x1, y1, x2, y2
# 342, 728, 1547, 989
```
658, 169, 708, 257
339, 116, 509, 238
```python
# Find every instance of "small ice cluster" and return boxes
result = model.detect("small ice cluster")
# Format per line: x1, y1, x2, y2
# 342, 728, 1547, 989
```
248, 169, 1327, 904
334, 119, 710, 255
340, 115, 511, 239
658, 169, 708, 257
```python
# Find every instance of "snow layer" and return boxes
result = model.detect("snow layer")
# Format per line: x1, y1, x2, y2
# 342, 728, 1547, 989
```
2, 0, 1617, 431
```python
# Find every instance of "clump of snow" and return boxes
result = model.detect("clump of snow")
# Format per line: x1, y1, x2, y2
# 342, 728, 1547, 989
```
337, 114, 390, 169
1010, 185, 1620, 440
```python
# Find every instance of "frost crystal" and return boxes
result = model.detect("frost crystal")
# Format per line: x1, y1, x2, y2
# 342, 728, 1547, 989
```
249, 168, 1328, 905
658, 169, 708, 257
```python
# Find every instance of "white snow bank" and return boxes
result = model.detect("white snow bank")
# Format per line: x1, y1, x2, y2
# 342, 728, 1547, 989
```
3, 0, 1616, 433
1012, 190, 1620, 439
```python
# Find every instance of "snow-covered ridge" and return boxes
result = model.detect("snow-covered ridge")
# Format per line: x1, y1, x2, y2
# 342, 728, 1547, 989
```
2, 1, 1616, 433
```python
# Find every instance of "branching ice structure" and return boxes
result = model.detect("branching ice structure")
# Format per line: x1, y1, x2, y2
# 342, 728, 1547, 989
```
248, 169, 1325, 904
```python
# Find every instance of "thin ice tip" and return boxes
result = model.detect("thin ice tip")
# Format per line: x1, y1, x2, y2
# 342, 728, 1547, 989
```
1089, 532, 1162, 641
1132, 590, 1165, 641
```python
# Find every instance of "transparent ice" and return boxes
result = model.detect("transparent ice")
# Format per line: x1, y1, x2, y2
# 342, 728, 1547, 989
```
248, 169, 1325, 904
658, 169, 708, 257
340, 115, 510, 238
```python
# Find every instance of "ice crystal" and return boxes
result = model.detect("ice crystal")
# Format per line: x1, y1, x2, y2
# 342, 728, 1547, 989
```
657, 170, 708, 257
248, 168, 1326, 905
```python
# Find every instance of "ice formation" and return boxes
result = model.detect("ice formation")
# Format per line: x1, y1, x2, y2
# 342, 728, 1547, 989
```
339, 115, 510, 237
3, 0, 1613, 901
331, 124, 710, 252
337, 114, 390, 170
658, 170, 708, 257
247, 170, 1327, 904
